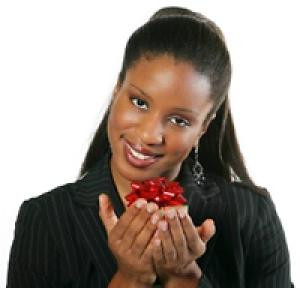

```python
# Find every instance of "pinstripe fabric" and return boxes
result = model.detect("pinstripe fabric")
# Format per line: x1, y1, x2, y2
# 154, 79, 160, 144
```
6, 150, 293, 287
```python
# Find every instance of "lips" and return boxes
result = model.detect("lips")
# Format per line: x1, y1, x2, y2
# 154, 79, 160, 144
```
125, 140, 163, 157
123, 140, 163, 168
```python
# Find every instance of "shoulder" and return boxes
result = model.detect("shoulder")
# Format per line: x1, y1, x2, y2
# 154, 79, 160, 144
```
209, 174, 289, 259
209, 173, 272, 207
10, 184, 77, 279
20, 182, 76, 215
16, 182, 79, 245
13, 182, 83, 270
208, 174, 280, 230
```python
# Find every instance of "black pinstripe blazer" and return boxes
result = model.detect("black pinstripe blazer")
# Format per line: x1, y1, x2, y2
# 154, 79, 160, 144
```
6, 151, 293, 287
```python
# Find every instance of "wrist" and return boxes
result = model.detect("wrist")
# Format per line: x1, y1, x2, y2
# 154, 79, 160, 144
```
163, 262, 202, 287
109, 270, 155, 288
164, 276, 200, 288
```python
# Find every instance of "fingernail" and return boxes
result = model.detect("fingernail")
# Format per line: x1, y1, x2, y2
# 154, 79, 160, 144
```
166, 208, 176, 219
209, 219, 216, 233
151, 213, 160, 225
147, 202, 157, 213
135, 199, 147, 209
177, 207, 186, 219
154, 238, 161, 246
172, 251, 177, 259
158, 209, 165, 217
158, 220, 168, 231
98, 195, 103, 205
99, 194, 108, 211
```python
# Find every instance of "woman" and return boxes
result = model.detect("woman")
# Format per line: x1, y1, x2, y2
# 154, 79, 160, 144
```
6, 6, 293, 288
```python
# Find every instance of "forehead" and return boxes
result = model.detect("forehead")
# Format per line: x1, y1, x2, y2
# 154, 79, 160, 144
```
123, 55, 212, 110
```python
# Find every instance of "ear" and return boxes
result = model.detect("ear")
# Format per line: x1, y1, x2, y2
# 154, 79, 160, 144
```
194, 113, 216, 147
202, 113, 216, 134
113, 85, 118, 96
113, 80, 122, 97
109, 82, 121, 108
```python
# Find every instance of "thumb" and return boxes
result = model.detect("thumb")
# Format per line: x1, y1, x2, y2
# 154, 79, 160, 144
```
99, 193, 118, 234
196, 219, 216, 244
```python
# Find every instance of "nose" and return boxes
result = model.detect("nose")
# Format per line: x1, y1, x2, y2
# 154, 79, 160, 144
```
137, 117, 165, 146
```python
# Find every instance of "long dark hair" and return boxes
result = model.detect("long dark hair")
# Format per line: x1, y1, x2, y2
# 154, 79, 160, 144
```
77, 7, 264, 193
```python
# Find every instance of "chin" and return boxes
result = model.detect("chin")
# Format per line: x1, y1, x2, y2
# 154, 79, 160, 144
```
119, 164, 160, 181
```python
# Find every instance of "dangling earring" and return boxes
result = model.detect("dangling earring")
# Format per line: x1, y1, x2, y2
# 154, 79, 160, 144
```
192, 142, 206, 186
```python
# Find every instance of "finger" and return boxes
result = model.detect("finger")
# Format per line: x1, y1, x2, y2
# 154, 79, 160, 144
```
109, 198, 147, 242
158, 220, 177, 264
99, 194, 118, 234
123, 202, 159, 251
165, 208, 187, 261
132, 209, 163, 257
149, 230, 164, 268
197, 219, 216, 243
177, 208, 206, 257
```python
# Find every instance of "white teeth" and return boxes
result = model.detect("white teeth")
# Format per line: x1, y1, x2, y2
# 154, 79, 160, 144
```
127, 144, 154, 160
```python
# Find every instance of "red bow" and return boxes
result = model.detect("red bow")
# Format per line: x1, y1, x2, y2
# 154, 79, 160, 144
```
125, 177, 187, 208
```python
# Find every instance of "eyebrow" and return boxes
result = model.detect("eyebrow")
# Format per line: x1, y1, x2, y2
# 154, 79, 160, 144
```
129, 83, 199, 115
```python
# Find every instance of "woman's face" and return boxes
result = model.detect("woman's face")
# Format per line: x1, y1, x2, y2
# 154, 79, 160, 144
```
107, 55, 214, 193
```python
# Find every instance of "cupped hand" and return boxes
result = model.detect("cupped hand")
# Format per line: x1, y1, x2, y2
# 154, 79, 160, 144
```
151, 207, 216, 283
99, 194, 163, 286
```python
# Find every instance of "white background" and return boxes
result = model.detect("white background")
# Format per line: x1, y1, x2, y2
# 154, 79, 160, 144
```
1, 0, 299, 286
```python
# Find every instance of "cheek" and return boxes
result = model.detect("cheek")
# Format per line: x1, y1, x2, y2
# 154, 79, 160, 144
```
166, 132, 196, 156
108, 101, 139, 133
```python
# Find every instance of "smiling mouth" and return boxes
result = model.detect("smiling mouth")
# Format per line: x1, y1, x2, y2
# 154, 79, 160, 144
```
123, 141, 162, 168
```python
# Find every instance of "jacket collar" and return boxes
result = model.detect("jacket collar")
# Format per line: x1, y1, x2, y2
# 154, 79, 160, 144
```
73, 150, 222, 217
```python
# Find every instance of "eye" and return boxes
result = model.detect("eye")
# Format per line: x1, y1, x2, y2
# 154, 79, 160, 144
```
130, 96, 148, 110
169, 116, 191, 127
130, 96, 190, 127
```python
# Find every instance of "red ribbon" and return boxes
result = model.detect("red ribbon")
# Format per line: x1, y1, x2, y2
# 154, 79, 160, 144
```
125, 177, 187, 208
